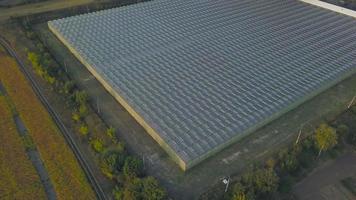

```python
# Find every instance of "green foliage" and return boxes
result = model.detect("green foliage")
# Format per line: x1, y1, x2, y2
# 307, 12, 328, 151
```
141, 177, 166, 200
114, 177, 166, 200
79, 124, 89, 136
231, 183, 249, 200
107, 126, 116, 139
63, 81, 75, 94
123, 156, 144, 178
72, 112, 81, 123
314, 124, 338, 154
278, 147, 299, 174
91, 138, 104, 153
74, 90, 88, 106
113, 186, 124, 200
100, 146, 126, 179
123, 177, 142, 200
236, 167, 279, 199
21, 134, 36, 151
78, 104, 88, 118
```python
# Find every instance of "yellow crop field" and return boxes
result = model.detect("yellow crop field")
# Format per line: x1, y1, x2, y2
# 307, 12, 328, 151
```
0, 96, 46, 200
0, 55, 95, 199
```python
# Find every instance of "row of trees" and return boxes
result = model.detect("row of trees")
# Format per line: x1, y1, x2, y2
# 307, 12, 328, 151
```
23, 23, 166, 200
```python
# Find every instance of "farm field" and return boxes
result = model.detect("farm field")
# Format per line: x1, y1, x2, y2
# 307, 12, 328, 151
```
0, 92, 46, 199
0, 51, 95, 199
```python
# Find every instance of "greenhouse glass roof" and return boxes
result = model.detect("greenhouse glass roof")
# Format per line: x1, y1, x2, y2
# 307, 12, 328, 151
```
49, 0, 356, 170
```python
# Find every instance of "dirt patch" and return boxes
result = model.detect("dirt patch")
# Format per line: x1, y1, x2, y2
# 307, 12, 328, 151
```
293, 151, 356, 200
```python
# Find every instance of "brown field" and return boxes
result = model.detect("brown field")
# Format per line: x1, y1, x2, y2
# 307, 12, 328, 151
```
0, 96, 46, 200
0, 54, 95, 199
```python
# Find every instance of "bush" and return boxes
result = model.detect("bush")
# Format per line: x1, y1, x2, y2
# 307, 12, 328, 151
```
74, 90, 88, 106
239, 167, 279, 199
141, 177, 166, 200
100, 146, 126, 179
107, 126, 116, 139
78, 104, 88, 118
79, 124, 89, 136
63, 81, 75, 94
91, 138, 104, 153
314, 124, 338, 155
123, 156, 144, 178
72, 112, 81, 123
113, 186, 124, 200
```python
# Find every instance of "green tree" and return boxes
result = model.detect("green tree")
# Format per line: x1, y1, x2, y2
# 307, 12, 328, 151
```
123, 178, 142, 200
100, 145, 127, 179
123, 156, 144, 178
141, 177, 166, 200
314, 124, 338, 155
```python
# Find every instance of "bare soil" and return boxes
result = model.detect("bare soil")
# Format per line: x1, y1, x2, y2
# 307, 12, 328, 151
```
293, 150, 356, 200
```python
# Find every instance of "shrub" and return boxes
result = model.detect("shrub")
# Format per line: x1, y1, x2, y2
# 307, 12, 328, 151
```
314, 124, 338, 155
91, 138, 104, 153
74, 90, 88, 106
72, 112, 81, 123
113, 186, 124, 200
63, 81, 75, 94
123, 156, 144, 178
79, 124, 89, 136
78, 104, 88, 118
141, 177, 166, 200
123, 177, 142, 200
107, 126, 116, 139
100, 146, 126, 179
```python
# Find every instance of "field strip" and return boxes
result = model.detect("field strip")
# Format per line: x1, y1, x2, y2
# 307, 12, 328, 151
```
0, 79, 57, 199
0, 54, 96, 199
0, 95, 47, 199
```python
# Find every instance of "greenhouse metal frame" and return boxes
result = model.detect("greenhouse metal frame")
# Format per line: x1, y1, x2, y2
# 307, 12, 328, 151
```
49, 0, 356, 170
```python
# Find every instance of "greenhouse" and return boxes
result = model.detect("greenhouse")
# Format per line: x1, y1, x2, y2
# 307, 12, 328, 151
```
49, 0, 356, 170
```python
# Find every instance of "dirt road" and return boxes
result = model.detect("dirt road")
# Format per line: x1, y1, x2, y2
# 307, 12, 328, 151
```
293, 151, 356, 200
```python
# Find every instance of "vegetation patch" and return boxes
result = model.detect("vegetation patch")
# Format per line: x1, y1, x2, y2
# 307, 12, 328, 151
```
0, 55, 95, 199
21, 20, 167, 199
0, 96, 46, 199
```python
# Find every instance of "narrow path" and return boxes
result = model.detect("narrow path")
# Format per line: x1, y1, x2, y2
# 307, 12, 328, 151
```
0, 35, 107, 200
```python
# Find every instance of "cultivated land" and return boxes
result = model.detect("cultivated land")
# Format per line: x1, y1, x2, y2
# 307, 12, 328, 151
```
0, 88, 46, 200
0, 51, 95, 199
